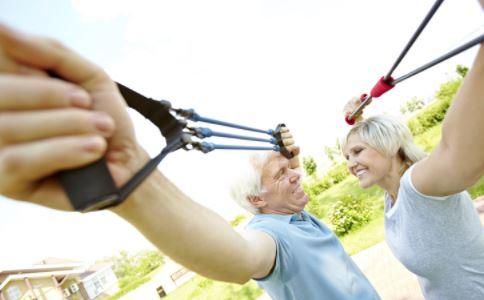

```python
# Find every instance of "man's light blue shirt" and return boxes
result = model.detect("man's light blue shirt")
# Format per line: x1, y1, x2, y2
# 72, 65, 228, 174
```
246, 210, 379, 300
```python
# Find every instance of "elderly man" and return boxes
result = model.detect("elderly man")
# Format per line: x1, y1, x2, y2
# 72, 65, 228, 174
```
0, 25, 379, 299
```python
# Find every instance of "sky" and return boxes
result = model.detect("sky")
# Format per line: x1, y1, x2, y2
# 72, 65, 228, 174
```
0, 0, 482, 267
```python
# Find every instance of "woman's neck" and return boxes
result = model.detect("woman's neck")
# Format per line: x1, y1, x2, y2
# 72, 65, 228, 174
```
378, 158, 409, 205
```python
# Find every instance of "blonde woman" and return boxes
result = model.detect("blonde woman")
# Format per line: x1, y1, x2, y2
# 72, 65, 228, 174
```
342, 45, 484, 299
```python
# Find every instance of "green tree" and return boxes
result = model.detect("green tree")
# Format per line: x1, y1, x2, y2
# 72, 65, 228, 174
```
400, 97, 424, 115
456, 64, 468, 78
102, 250, 164, 289
324, 140, 342, 163
302, 156, 317, 176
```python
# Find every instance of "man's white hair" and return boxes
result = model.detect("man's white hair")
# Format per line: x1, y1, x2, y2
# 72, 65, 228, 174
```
230, 153, 271, 215
343, 115, 427, 165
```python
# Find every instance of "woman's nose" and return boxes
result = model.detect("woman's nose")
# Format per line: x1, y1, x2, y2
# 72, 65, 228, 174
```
347, 157, 357, 170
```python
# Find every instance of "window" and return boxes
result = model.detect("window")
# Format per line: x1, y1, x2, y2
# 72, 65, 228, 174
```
7, 286, 21, 300
99, 274, 108, 286
170, 268, 189, 282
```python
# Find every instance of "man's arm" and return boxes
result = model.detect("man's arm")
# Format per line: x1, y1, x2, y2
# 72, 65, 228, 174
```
412, 45, 484, 196
0, 25, 275, 283
113, 166, 276, 283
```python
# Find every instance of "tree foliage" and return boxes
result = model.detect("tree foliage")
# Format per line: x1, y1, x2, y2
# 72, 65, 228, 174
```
302, 156, 317, 176
456, 64, 468, 78
324, 140, 342, 163
400, 97, 424, 115
106, 250, 164, 289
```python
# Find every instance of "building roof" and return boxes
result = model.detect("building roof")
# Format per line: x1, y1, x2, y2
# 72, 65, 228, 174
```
0, 258, 95, 291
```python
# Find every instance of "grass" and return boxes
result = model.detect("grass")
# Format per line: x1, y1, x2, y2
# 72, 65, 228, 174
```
163, 277, 262, 300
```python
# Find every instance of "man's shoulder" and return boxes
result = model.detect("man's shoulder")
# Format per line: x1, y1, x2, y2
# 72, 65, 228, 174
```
246, 214, 292, 236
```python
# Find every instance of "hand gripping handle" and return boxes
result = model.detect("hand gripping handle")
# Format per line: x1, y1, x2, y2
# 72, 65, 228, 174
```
273, 123, 294, 159
58, 158, 120, 212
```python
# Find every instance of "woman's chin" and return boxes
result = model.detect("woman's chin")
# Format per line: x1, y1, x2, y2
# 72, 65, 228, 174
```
358, 180, 373, 189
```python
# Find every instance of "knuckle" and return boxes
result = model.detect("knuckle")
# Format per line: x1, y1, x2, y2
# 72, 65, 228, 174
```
45, 37, 67, 50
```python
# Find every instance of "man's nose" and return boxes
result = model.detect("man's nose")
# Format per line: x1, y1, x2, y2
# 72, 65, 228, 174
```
289, 170, 301, 183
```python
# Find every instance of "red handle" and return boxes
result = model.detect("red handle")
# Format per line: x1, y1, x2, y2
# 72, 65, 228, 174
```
370, 76, 394, 98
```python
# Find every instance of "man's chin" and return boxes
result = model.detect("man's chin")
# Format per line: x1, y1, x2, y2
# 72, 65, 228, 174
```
300, 194, 309, 208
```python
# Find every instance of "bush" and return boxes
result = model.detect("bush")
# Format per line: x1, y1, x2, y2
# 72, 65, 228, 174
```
326, 163, 350, 185
303, 162, 350, 201
303, 156, 317, 176
407, 78, 462, 135
329, 195, 370, 236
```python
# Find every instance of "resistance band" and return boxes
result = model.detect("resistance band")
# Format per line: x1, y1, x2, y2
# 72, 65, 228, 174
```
59, 83, 294, 212
346, 0, 484, 124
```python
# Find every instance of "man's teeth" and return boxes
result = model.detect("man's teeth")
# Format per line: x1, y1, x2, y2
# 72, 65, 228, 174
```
356, 169, 367, 176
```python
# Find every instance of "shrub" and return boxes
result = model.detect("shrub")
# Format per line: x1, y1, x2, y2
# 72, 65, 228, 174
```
326, 163, 350, 185
303, 156, 317, 176
407, 78, 462, 135
329, 195, 370, 236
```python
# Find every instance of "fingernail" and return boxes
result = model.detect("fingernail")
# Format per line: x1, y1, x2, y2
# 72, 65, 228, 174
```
93, 112, 115, 133
69, 90, 91, 108
82, 136, 106, 152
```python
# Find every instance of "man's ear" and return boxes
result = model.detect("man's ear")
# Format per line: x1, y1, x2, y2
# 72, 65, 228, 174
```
247, 195, 266, 208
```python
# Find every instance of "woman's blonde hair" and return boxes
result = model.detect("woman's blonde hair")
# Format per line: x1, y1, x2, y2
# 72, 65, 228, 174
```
343, 115, 427, 165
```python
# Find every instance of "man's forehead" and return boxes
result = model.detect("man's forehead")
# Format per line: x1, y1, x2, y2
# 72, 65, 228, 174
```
264, 153, 286, 169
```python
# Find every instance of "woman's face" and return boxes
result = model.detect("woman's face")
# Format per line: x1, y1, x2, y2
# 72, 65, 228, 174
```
343, 134, 393, 188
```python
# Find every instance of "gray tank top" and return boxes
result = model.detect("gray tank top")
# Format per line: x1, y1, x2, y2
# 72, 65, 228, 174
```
384, 165, 484, 299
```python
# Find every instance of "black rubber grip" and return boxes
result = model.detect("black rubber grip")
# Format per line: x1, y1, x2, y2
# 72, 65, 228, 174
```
58, 158, 119, 212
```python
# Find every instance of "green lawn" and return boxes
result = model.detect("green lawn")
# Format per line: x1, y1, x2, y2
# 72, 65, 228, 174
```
163, 277, 262, 300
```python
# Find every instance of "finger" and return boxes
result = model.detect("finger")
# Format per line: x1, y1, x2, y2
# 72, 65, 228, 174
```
0, 24, 107, 89
0, 46, 48, 76
282, 138, 295, 146
0, 109, 115, 146
281, 132, 293, 139
0, 75, 92, 110
286, 145, 300, 156
279, 126, 289, 133
0, 135, 107, 184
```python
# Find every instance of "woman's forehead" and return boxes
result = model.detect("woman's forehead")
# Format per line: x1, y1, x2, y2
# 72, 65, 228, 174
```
344, 134, 366, 151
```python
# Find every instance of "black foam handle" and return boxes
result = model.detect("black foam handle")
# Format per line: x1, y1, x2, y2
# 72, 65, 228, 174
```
58, 158, 119, 212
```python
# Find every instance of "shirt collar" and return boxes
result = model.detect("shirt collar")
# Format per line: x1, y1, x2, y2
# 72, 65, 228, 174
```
254, 210, 309, 223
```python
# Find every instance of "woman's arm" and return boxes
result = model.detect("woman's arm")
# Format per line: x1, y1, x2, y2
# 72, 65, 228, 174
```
412, 45, 484, 196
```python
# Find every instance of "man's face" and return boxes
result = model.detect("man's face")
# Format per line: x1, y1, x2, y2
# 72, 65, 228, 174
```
258, 153, 309, 214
